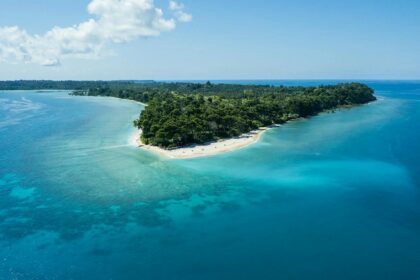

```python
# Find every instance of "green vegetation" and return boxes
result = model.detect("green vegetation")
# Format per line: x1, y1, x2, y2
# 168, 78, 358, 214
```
0, 80, 159, 91
0, 80, 376, 149
132, 83, 375, 148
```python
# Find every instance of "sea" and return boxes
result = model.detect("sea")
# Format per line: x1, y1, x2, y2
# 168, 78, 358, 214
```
0, 81, 419, 279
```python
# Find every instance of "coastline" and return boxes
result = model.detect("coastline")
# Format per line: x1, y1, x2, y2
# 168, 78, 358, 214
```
129, 126, 277, 159
126, 95, 377, 160
83, 95, 148, 107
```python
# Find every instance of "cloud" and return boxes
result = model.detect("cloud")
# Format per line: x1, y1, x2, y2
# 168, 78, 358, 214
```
169, 1, 193, 22
0, 0, 191, 66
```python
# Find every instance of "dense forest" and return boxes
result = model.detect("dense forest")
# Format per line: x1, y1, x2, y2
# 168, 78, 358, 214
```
1, 80, 376, 149
131, 83, 376, 148
0, 80, 152, 91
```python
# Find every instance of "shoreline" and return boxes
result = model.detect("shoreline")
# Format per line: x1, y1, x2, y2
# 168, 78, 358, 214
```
81, 95, 148, 107
129, 126, 278, 159
127, 99, 377, 160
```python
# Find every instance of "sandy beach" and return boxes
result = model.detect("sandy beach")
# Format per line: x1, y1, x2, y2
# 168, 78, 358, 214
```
129, 126, 277, 159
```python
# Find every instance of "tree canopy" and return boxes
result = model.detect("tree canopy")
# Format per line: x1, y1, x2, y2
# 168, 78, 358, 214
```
130, 83, 375, 148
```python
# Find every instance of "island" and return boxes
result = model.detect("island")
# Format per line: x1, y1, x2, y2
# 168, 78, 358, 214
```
0, 80, 376, 158
76, 81, 375, 158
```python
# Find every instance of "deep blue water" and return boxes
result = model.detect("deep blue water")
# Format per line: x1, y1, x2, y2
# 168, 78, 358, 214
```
0, 81, 419, 279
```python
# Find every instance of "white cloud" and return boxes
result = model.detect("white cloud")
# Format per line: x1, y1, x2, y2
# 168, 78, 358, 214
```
169, 1, 192, 22
0, 0, 191, 66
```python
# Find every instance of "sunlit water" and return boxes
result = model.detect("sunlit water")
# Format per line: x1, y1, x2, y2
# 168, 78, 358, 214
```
0, 81, 419, 279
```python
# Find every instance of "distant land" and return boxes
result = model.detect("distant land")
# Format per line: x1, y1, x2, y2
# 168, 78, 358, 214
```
0, 80, 155, 91
0, 80, 376, 158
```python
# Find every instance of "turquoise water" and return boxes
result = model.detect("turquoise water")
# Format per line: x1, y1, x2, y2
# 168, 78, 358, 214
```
0, 81, 419, 279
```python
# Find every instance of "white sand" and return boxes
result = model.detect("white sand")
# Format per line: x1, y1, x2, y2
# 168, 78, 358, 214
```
129, 126, 277, 159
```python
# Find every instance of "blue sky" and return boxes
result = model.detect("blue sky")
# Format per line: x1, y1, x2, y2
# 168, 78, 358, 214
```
0, 0, 419, 80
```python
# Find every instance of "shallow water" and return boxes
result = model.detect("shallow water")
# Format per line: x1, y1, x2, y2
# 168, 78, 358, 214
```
0, 82, 419, 279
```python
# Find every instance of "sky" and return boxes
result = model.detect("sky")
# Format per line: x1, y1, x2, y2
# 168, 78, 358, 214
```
0, 0, 419, 80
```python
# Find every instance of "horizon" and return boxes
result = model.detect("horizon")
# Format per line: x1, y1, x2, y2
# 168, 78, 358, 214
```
2, 79, 420, 82
1, 0, 419, 80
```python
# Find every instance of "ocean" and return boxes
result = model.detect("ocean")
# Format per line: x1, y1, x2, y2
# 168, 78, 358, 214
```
0, 81, 419, 279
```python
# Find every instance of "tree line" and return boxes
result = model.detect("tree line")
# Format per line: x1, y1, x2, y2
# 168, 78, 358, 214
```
131, 83, 375, 148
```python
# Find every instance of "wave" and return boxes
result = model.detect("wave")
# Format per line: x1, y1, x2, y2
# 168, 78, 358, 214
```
0, 97, 44, 129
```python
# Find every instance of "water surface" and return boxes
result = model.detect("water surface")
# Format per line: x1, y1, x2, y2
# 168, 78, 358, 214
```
0, 82, 419, 279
